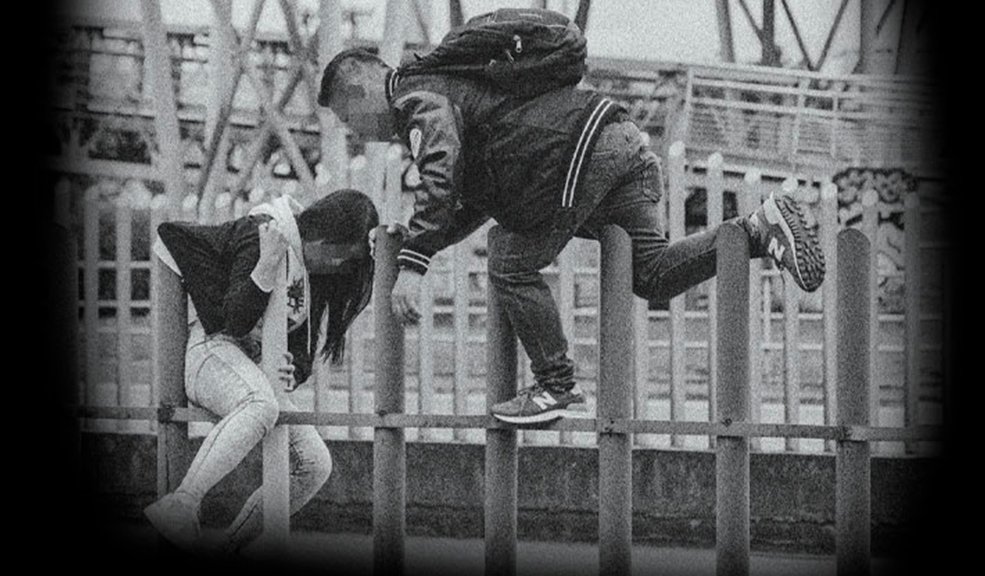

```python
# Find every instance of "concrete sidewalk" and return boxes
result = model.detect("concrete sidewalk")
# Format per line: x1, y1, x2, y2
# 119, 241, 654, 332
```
244, 530, 901, 576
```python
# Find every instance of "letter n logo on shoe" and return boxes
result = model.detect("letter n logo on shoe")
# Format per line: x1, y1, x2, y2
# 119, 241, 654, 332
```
768, 237, 786, 261
532, 392, 558, 410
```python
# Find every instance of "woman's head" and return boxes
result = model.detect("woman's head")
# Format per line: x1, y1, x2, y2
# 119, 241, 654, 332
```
297, 189, 379, 365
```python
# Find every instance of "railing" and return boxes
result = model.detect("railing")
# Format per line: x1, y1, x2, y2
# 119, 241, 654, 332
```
59, 137, 948, 456
72, 216, 942, 575
682, 64, 941, 174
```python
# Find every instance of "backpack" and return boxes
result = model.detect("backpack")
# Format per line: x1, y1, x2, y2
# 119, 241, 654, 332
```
397, 8, 587, 98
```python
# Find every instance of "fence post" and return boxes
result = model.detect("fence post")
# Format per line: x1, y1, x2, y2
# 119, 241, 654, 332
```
820, 180, 839, 453
453, 242, 470, 440
116, 193, 135, 432
781, 177, 801, 452
667, 141, 687, 448
260, 259, 290, 552
53, 181, 80, 454
486, 226, 518, 576
706, 153, 724, 450
836, 229, 872, 576
152, 252, 191, 505
740, 170, 763, 453
598, 226, 634, 576
373, 226, 406, 576
83, 187, 100, 415
903, 190, 921, 454
716, 223, 750, 576
860, 190, 880, 451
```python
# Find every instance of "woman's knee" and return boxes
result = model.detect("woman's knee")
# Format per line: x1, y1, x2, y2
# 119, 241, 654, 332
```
244, 390, 280, 435
294, 430, 333, 487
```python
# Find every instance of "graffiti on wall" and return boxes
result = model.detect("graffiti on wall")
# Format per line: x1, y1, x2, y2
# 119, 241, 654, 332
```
833, 167, 919, 313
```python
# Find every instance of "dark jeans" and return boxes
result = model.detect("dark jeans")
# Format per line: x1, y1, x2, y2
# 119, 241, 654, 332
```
487, 120, 741, 390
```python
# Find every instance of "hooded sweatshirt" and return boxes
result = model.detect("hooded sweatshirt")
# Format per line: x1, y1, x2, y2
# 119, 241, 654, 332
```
153, 196, 315, 383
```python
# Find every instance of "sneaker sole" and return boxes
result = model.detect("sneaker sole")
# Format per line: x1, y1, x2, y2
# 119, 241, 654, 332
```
491, 408, 585, 425
144, 501, 199, 551
766, 194, 825, 292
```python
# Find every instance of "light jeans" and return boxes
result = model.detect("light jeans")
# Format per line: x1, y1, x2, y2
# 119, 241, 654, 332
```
176, 323, 332, 550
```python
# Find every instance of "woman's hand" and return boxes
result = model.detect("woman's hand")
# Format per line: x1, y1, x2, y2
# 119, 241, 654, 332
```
253, 219, 289, 290
279, 351, 299, 392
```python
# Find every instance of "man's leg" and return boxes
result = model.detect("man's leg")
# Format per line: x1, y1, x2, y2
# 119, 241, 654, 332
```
581, 121, 824, 302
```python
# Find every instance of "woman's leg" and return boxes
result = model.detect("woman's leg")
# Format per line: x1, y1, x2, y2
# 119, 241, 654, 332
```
176, 337, 280, 503
224, 391, 333, 551
144, 334, 279, 548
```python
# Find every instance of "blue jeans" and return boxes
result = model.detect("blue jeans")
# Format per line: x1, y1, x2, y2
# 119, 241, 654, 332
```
176, 323, 332, 549
487, 120, 740, 390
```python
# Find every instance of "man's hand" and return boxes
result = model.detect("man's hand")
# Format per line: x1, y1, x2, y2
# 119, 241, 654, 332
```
368, 223, 408, 258
391, 269, 423, 325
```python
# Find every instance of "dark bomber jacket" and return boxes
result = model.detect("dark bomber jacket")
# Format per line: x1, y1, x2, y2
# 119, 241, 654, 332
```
387, 70, 624, 275
157, 216, 314, 383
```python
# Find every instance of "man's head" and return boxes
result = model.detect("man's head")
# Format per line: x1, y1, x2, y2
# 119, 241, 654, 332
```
318, 48, 394, 141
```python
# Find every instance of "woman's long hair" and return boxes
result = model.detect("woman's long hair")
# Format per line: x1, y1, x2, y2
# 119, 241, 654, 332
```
297, 189, 379, 365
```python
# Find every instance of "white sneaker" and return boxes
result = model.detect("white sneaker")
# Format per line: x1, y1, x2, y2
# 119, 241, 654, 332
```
144, 492, 201, 551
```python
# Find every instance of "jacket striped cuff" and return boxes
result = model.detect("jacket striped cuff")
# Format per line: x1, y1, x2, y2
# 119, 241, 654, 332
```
397, 248, 432, 275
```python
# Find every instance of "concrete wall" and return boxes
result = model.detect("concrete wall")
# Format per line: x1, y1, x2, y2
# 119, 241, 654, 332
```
81, 433, 940, 555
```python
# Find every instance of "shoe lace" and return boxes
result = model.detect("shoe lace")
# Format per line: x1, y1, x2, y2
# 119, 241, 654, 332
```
515, 384, 546, 398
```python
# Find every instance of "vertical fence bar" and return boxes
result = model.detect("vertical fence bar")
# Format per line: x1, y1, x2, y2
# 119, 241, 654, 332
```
141, 0, 186, 216
633, 295, 652, 448
860, 190, 880, 451
559, 246, 576, 446
350, 154, 369, 440
373, 226, 405, 576
667, 141, 687, 448
741, 171, 763, 452
215, 192, 233, 223
598, 226, 634, 576
152, 252, 190, 503
836, 229, 872, 576
83, 187, 100, 414
54, 181, 81, 452
260, 259, 290, 551
319, 0, 350, 193
148, 196, 168, 433
486, 227, 518, 575
181, 193, 199, 223
780, 178, 801, 452
418, 271, 435, 442
903, 191, 921, 454
116, 194, 134, 432
453, 242, 470, 441
365, 144, 389, 218
706, 153, 724, 448
819, 181, 839, 452
348, 313, 367, 440
716, 223, 750, 576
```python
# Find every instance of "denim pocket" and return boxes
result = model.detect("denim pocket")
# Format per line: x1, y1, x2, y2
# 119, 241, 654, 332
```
637, 150, 664, 205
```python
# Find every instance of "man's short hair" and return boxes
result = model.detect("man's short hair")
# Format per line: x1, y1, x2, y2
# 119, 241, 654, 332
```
318, 48, 386, 107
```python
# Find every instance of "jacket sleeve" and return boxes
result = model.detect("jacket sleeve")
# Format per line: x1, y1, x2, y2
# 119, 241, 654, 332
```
222, 219, 272, 338
392, 90, 471, 275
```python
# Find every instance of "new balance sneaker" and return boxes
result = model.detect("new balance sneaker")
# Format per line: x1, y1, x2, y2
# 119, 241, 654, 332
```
144, 492, 201, 551
747, 192, 825, 292
490, 384, 586, 424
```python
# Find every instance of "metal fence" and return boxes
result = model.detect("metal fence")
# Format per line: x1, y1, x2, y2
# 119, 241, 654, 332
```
61, 136, 947, 455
